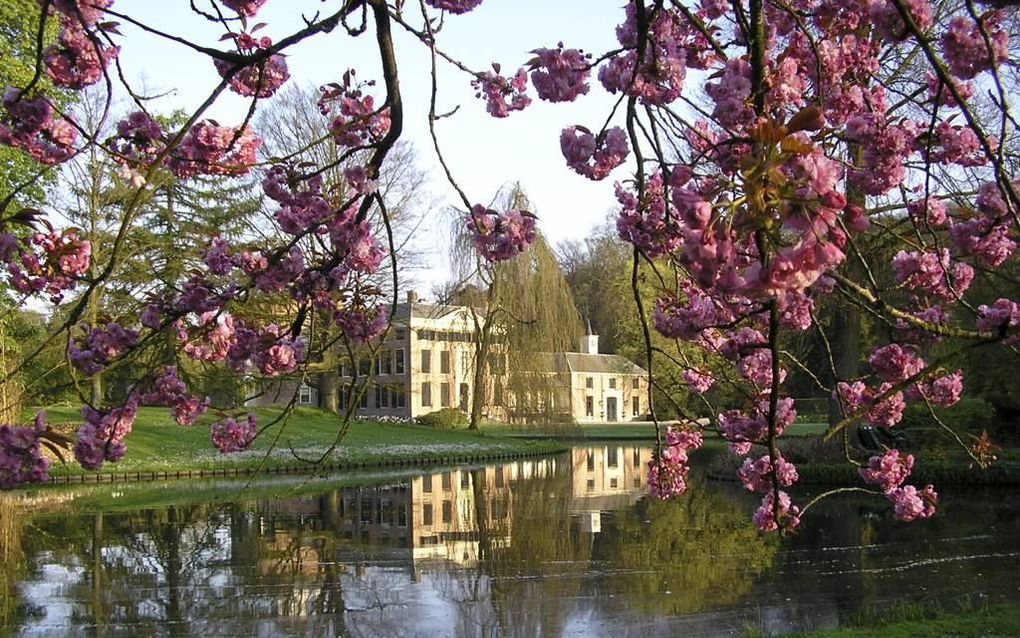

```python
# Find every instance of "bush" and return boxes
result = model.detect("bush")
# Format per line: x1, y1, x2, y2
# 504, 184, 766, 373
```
416, 408, 469, 429
897, 396, 1001, 453
900, 397, 996, 434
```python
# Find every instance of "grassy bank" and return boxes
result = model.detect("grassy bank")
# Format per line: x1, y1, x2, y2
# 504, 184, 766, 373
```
484, 421, 827, 440
29, 406, 566, 480
780, 601, 1020, 637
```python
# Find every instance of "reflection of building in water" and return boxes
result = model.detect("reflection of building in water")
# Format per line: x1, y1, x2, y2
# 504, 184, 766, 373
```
315, 458, 560, 568
571, 445, 654, 534
247, 451, 644, 579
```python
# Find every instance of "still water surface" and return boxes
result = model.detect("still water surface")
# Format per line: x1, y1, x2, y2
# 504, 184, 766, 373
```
1, 445, 1018, 637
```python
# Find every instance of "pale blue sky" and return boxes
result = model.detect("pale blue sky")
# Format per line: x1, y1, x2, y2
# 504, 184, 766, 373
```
115, 1, 634, 292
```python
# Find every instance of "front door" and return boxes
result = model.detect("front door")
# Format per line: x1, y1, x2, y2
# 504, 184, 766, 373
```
459, 383, 470, 412
606, 396, 618, 422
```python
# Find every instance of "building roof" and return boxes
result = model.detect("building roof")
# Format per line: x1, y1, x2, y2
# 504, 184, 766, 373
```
563, 352, 646, 376
393, 302, 485, 322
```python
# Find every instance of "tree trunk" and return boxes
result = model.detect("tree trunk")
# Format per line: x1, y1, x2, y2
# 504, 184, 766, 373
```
319, 371, 339, 413
828, 147, 864, 427
827, 303, 861, 426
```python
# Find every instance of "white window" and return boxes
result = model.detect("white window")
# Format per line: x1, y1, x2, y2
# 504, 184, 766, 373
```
395, 349, 406, 374
298, 384, 313, 405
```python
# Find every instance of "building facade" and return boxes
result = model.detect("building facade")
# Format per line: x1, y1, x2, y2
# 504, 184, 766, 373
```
250, 291, 649, 424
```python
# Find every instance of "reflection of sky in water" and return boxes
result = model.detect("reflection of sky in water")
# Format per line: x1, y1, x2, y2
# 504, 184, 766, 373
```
3, 447, 1020, 637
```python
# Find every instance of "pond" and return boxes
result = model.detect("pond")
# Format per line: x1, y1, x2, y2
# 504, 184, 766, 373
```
1, 445, 1018, 637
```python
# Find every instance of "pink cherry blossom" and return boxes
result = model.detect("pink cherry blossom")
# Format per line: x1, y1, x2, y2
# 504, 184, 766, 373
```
110, 110, 164, 167
215, 54, 290, 98
560, 126, 628, 180
892, 249, 974, 299
528, 44, 591, 103
44, 19, 119, 89
868, 343, 925, 383
683, 368, 715, 393
941, 12, 1009, 79
859, 449, 914, 492
42, 0, 113, 25
466, 205, 536, 262
0, 413, 50, 490
647, 425, 703, 499
738, 454, 799, 494
221, 0, 266, 17
869, 0, 933, 42
424, 0, 482, 13
169, 121, 261, 178
471, 67, 531, 118
211, 413, 257, 454
753, 490, 801, 533
335, 304, 388, 344
74, 395, 139, 470
0, 89, 78, 165
889, 484, 937, 521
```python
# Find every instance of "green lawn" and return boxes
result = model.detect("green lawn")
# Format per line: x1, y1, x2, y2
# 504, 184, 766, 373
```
780, 602, 1020, 637
28, 405, 565, 478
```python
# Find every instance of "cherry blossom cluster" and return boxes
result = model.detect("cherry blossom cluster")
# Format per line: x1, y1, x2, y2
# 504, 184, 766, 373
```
176, 313, 305, 378
42, 0, 114, 25
647, 426, 702, 499
560, 126, 628, 181
466, 205, 536, 262
869, 0, 934, 43
140, 366, 209, 427
424, 0, 482, 14
752, 490, 801, 533
859, 449, 938, 522
319, 86, 391, 148
335, 303, 388, 344
1, 228, 91, 302
44, 16, 119, 90
682, 368, 715, 393
73, 395, 139, 470
615, 172, 682, 258
718, 396, 796, 455
210, 413, 257, 454
0, 413, 50, 490
169, 121, 261, 178
471, 67, 531, 118
0, 89, 78, 165
527, 45, 591, 103
599, 3, 686, 106
215, 53, 290, 98
941, 11, 1009, 80
737, 454, 799, 494
835, 381, 907, 428
109, 110, 164, 167
221, 0, 266, 17
68, 322, 138, 375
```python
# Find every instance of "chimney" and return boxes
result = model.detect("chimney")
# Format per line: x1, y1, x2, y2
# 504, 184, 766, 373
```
407, 290, 418, 304
580, 333, 599, 354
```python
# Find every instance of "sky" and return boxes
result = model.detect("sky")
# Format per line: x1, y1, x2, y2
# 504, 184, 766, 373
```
112, 1, 635, 295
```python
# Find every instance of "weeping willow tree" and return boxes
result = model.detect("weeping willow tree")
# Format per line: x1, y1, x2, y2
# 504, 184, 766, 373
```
449, 185, 583, 428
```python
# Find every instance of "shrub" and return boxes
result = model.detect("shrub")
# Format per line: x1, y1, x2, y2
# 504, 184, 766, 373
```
900, 397, 996, 434
416, 408, 469, 429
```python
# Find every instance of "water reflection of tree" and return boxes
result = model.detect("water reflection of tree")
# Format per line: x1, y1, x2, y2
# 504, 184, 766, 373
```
0, 496, 27, 626
592, 478, 778, 617
478, 463, 593, 637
